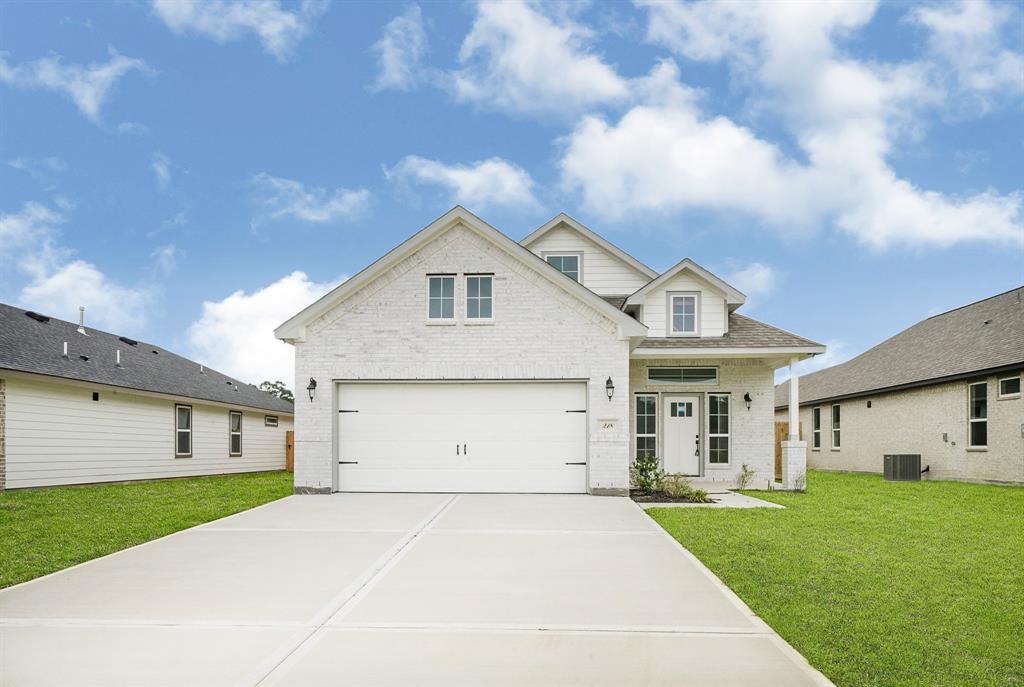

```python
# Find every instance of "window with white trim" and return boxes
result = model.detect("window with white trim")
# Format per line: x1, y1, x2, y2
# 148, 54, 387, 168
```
669, 293, 698, 335
427, 275, 454, 320
229, 411, 243, 456
998, 376, 1021, 399
831, 404, 841, 449
708, 394, 730, 464
635, 394, 657, 460
264, 415, 279, 427
466, 275, 493, 319
545, 254, 580, 281
811, 407, 821, 450
969, 382, 987, 448
175, 404, 192, 457
647, 367, 717, 385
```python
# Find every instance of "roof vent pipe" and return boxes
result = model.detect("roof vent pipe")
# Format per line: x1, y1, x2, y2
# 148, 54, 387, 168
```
62, 342, 68, 358
77, 306, 87, 335
116, 350, 121, 367
200, 364, 204, 374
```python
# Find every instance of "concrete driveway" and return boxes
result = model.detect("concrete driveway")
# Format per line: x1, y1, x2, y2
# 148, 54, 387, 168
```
0, 494, 831, 686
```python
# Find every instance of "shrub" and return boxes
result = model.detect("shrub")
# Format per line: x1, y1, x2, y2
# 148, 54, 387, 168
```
735, 463, 756, 490
689, 488, 711, 503
793, 471, 807, 492
658, 473, 694, 499
631, 455, 663, 492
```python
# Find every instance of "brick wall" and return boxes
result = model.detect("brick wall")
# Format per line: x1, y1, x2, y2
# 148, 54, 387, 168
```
778, 370, 1024, 484
292, 223, 632, 494
630, 358, 777, 488
0, 378, 5, 491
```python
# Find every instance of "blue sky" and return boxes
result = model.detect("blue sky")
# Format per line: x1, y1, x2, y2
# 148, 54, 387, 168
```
2, 0, 1022, 388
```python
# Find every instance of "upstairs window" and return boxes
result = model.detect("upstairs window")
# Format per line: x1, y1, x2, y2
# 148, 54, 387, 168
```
427, 275, 455, 320
466, 275, 493, 319
229, 411, 243, 456
647, 367, 717, 385
969, 382, 987, 448
669, 293, 699, 335
546, 254, 580, 282
175, 404, 192, 457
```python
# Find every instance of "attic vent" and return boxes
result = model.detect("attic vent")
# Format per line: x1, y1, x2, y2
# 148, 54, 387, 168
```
25, 311, 50, 323
79, 355, 89, 362
119, 336, 138, 346
151, 350, 159, 355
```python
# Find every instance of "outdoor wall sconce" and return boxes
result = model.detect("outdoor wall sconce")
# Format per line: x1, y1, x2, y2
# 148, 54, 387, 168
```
605, 377, 615, 401
743, 392, 752, 410
306, 377, 318, 402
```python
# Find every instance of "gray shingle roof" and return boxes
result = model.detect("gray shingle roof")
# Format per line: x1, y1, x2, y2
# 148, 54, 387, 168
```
0, 303, 294, 414
776, 287, 1024, 409
637, 313, 823, 349
601, 295, 627, 310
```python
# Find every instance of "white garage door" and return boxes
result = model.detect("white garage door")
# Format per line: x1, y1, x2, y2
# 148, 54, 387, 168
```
336, 381, 587, 493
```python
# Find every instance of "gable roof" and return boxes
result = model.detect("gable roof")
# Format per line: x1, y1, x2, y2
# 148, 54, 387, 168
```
776, 286, 1024, 409
520, 213, 659, 280
624, 257, 746, 309
0, 303, 294, 413
275, 206, 649, 342
638, 313, 823, 350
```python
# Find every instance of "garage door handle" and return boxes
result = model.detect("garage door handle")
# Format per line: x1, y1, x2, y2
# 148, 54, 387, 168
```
464, 443, 467, 455
565, 462, 586, 466
456, 444, 459, 455
565, 409, 586, 413
338, 461, 359, 464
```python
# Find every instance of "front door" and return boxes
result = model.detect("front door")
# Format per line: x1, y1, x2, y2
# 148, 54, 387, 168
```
663, 395, 700, 475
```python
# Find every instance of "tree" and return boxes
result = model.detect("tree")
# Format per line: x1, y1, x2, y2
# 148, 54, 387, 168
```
258, 380, 294, 402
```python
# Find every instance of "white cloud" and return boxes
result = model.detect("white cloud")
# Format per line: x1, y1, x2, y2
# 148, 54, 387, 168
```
386, 155, 538, 210
451, 0, 630, 115
0, 50, 149, 122
152, 152, 171, 191
371, 5, 428, 92
116, 121, 150, 136
911, 0, 1024, 112
250, 173, 370, 228
562, 1, 1024, 249
187, 271, 341, 388
20, 260, 152, 333
724, 262, 776, 310
151, 244, 180, 275
151, 0, 328, 61
8, 156, 67, 189
0, 202, 63, 253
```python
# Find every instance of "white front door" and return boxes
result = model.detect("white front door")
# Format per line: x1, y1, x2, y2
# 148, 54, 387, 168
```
663, 395, 700, 475
335, 381, 588, 493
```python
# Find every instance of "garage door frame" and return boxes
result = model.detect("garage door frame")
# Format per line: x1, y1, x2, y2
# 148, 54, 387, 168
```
331, 379, 590, 494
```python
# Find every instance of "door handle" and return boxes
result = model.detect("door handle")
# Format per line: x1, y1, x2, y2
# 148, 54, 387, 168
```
456, 444, 460, 455
463, 443, 467, 455
695, 434, 700, 456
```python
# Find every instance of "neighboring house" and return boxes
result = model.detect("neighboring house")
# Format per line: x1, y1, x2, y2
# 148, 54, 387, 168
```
275, 207, 823, 495
775, 287, 1024, 485
0, 303, 294, 490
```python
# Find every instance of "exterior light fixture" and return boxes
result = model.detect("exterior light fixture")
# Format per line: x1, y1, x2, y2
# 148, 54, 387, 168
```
743, 392, 752, 410
605, 377, 615, 401
306, 377, 318, 402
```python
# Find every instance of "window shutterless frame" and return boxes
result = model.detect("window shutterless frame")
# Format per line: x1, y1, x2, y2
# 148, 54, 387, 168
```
707, 393, 730, 465
426, 275, 455, 321
635, 394, 657, 460
667, 292, 700, 336
174, 404, 192, 457
264, 415, 279, 427
229, 411, 243, 457
543, 252, 582, 282
465, 274, 494, 320
811, 407, 821, 450
968, 381, 988, 448
831, 404, 841, 450
997, 376, 1021, 399
647, 367, 718, 385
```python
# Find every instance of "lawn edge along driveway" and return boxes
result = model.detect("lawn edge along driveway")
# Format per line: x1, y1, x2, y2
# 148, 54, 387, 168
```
0, 470, 293, 589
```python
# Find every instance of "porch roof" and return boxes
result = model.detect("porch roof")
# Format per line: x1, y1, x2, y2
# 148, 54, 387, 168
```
636, 314, 823, 350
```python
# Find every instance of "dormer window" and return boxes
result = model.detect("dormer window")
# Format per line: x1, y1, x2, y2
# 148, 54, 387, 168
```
545, 253, 581, 282
427, 275, 455, 320
668, 293, 699, 336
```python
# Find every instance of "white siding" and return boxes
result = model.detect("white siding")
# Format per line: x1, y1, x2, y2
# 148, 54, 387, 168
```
526, 225, 650, 296
641, 273, 728, 338
3, 376, 293, 489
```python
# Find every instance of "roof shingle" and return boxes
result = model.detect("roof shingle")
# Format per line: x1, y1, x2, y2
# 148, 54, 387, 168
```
776, 287, 1024, 408
637, 313, 822, 349
0, 303, 294, 413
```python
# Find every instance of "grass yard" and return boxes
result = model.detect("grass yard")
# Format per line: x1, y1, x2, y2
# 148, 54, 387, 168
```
648, 470, 1024, 687
0, 470, 293, 589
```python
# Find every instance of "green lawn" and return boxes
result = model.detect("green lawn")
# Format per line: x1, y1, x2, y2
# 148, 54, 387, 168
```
648, 470, 1024, 687
0, 470, 293, 589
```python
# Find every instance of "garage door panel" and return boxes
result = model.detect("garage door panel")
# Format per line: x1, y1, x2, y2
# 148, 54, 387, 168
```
336, 382, 587, 493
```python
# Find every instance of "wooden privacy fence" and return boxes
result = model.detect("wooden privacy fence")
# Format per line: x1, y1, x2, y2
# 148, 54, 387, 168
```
773, 422, 803, 481
286, 430, 295, 473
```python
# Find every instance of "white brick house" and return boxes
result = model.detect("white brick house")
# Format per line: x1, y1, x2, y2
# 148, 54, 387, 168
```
276, 207, 823, 495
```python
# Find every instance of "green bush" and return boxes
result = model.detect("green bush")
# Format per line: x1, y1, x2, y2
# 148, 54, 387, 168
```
689, 488, 711, 503
658, 473, 694, 499
630, 454, 663, 492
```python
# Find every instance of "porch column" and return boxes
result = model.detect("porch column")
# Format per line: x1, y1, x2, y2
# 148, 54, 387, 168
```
781, 356, 807, 490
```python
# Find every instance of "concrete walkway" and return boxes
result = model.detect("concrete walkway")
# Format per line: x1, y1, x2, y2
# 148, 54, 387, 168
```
0, 494, 831, 686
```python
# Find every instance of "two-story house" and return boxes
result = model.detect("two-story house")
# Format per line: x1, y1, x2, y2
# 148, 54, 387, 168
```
275, 207, 823, 495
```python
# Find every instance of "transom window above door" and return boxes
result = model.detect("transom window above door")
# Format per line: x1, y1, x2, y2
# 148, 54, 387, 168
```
648, 367, 718, 385
466, 275, 493, 319
427, 275, 455, 320
669, 293, 699, 335
545, 254, 581, 282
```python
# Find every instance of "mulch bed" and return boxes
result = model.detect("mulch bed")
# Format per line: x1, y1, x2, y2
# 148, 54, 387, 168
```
629, 489, 718, 504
